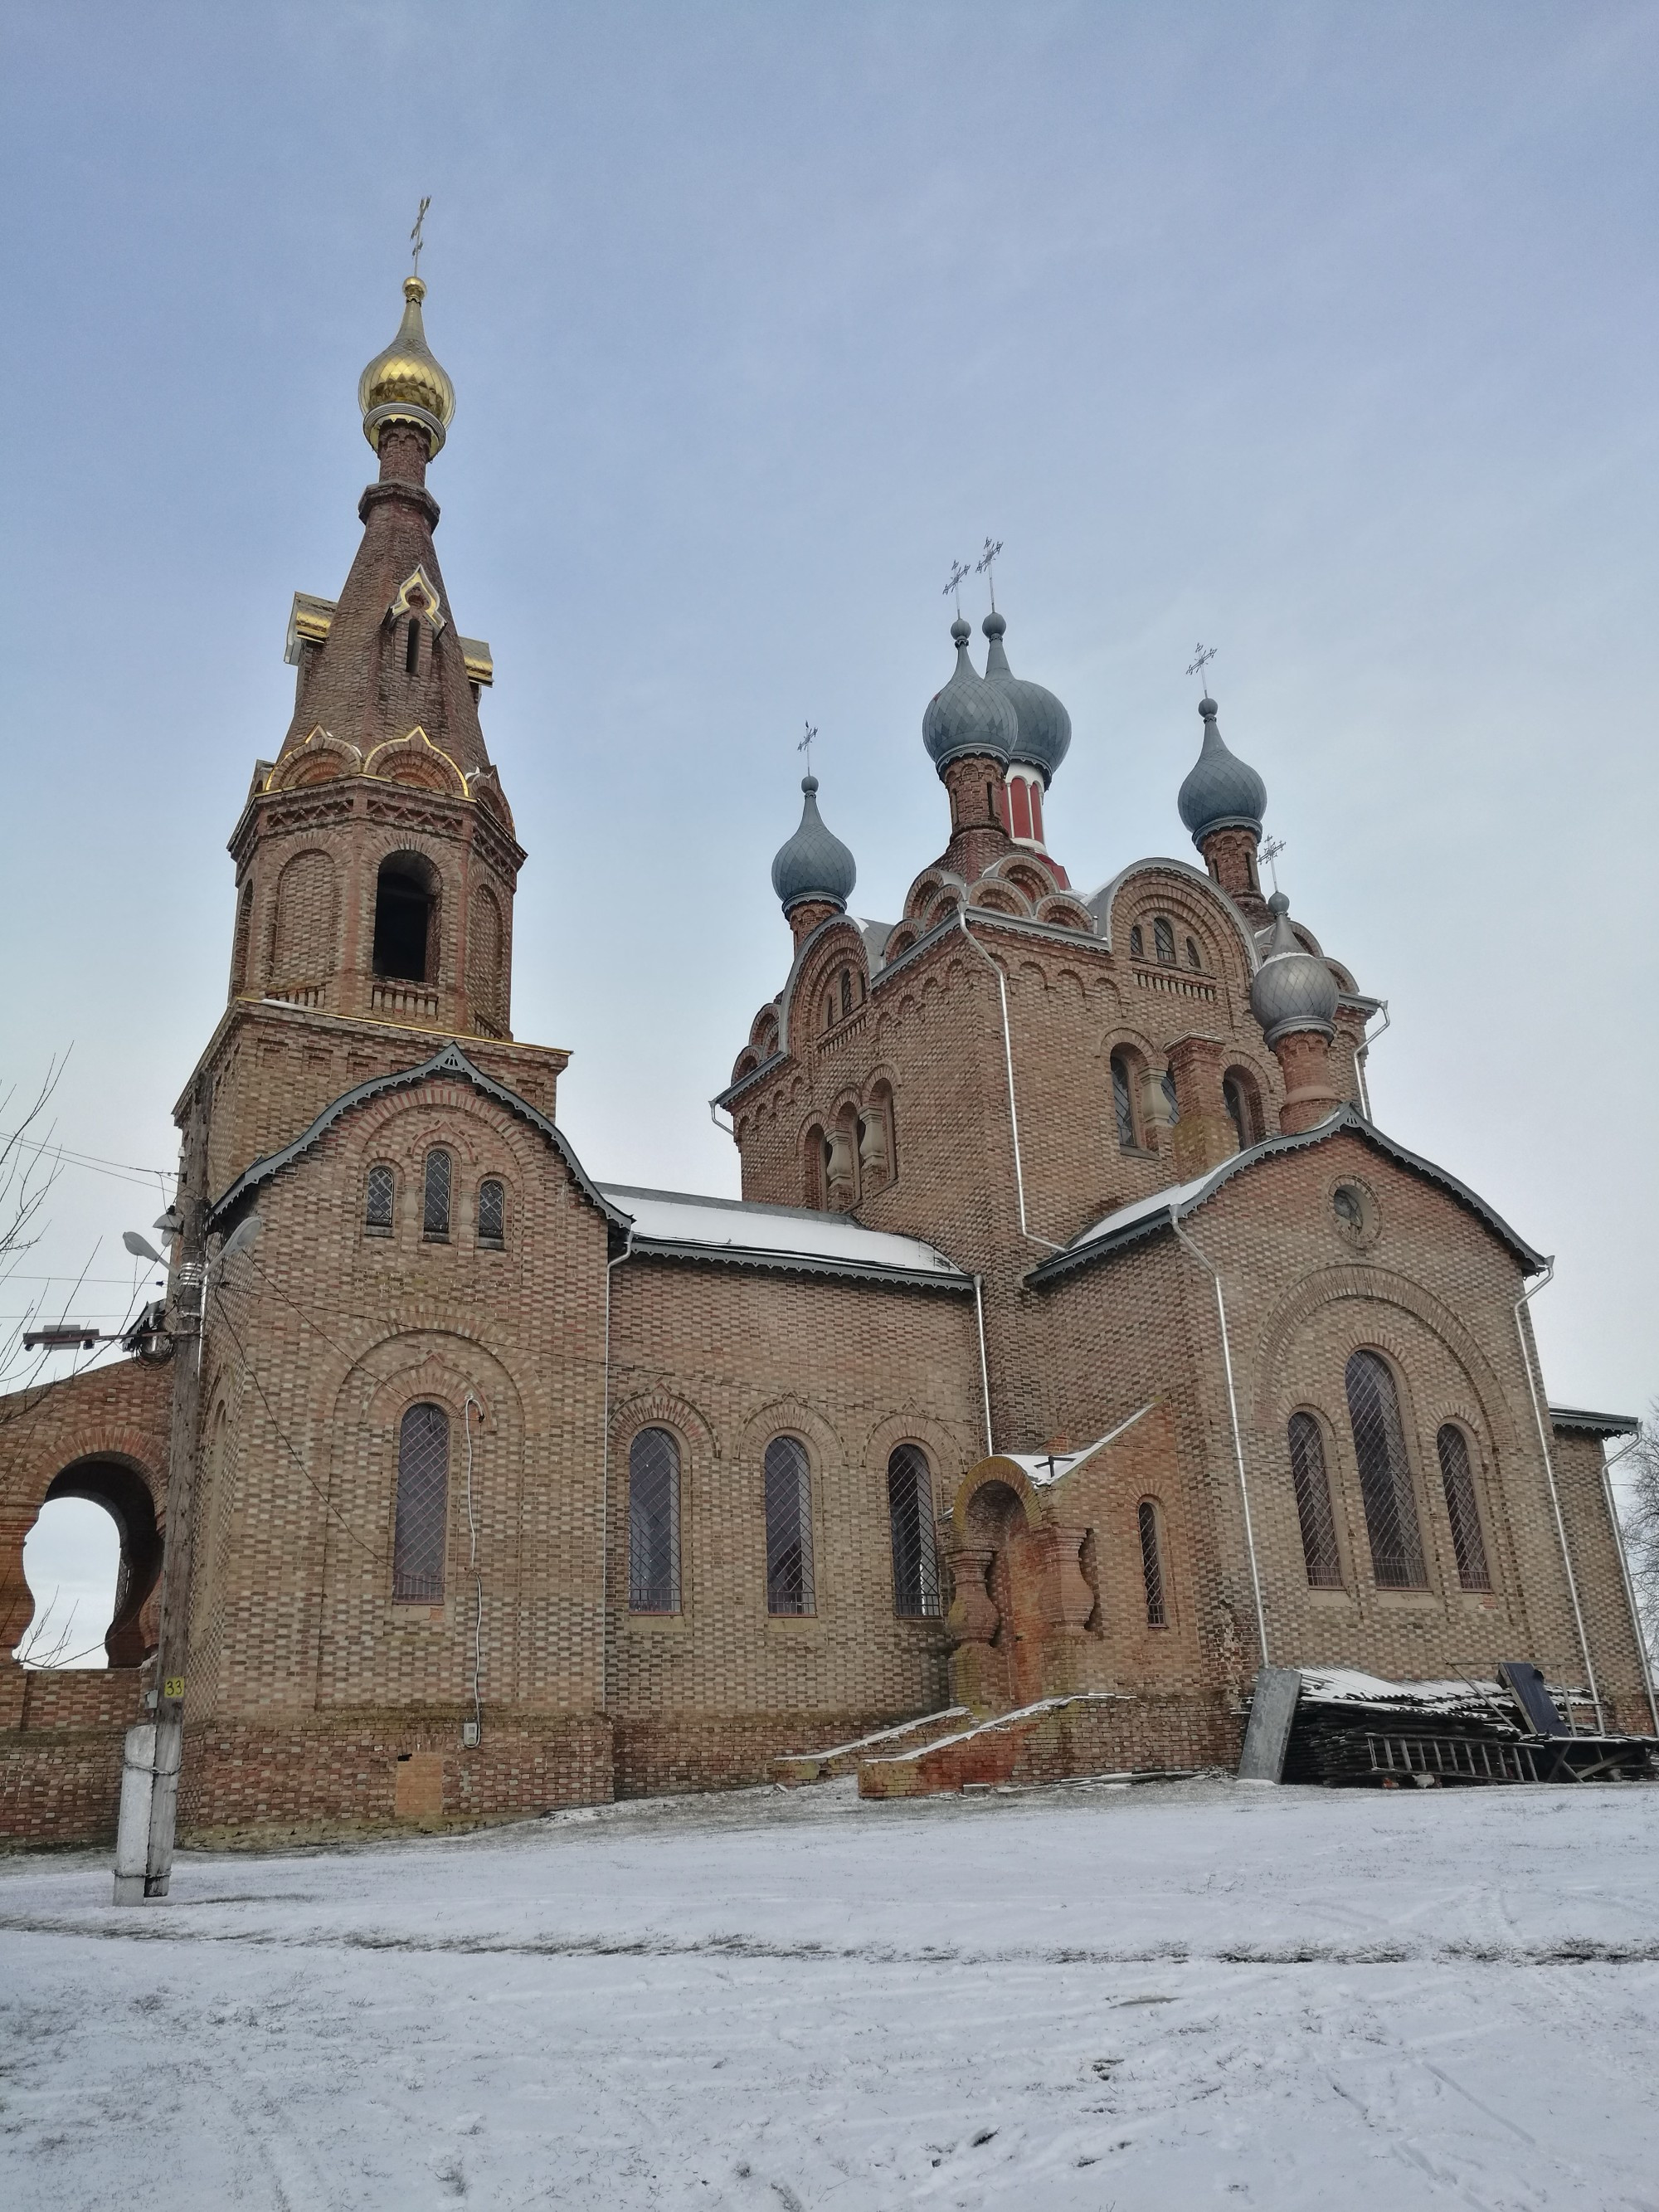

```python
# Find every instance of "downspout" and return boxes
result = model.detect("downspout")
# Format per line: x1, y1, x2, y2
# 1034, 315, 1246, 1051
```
601, 1225, 635, 1710
973, 1274, 994, 1458
1355, 1000, 1389, 1120
957, 909, 1063, 1252
1598, 1433, 1659, 1737
1168, 1210, 1270, 1668
1512, 1261, 1603, 1729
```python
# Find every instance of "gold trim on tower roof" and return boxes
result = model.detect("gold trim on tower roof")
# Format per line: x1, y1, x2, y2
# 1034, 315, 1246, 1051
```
284, 590, 492, 685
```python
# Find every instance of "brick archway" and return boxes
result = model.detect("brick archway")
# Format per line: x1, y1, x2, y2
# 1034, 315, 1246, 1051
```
38, 1458, 163, 1667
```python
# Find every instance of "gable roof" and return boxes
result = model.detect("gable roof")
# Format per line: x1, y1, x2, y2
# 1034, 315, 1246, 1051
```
207, 1043, 628, 1228
1027, 1105, 1548, 1288
599, 1184, 971, 1293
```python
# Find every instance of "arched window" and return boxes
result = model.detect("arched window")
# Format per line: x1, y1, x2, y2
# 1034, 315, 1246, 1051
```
372, 853, 436, 984
1160, 1070, 1181, 1124
1223, 1068, 1262, 1150
476, 1178, 505, 1250
1436, 1425, 1491, 1591
764, 1435, 815, 1615
887, 1445, 941, 1617
1345, 1352, 1426, 1587
1153, 916, 1176, 966
422, 1147, 452, 1240
405, 616, 421, 673
628, 1427, 681, 1613
393, 1402, 449, 1601
1137, 1500, 1167, 1626
824, 991, 834, 1032
270, 850, 338, 990
1110, 1050, 1139, 1148
1185, 935, 1202, 971
467, 885, 504, 1030
364, 1163, 396, 1238
839, 968, 854, 1019
230, 882, 253, 996
1287, 1412, 1343, 1587
802, 1124, 827, 1210
1129, 924, 1145, 959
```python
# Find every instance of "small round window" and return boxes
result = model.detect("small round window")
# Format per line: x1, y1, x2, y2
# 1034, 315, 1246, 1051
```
1332, 1182, 1379, 1248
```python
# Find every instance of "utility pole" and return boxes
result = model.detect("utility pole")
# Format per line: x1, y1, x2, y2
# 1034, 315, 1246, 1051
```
114, 1082, 208, 1903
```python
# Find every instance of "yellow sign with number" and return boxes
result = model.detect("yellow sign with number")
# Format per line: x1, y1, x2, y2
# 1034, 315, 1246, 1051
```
163, 1677, 186, 1700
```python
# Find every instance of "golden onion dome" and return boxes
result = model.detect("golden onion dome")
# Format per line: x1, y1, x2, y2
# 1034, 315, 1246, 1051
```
358, 275, 455, 456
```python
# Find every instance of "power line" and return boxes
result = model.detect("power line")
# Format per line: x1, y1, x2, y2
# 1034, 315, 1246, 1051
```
0, 1128, 176, 1190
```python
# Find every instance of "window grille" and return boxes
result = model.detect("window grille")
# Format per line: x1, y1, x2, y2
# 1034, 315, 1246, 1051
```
1111, 1052, 1136, 1148
477, 1177, 505, 1250
365, 1162, 395, 1236
1154, 916, 1176, 966
1287, 1412, 1344, 1587
1436, 1424, 1491, 1591
629, 1426, 681, 1612
393, 1402, 449, 1601
839, 969, 853, 1019
1185, 935, 1202, 971
1129, 924, 1144, 958
764, 1435, 815, 1615
423, 1148, 452, 1240
1137, 1500, 1166, 1625
887, 1445, 941, 1617
1345, 1351, 1426, 1587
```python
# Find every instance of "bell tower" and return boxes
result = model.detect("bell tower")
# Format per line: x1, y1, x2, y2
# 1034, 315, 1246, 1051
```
192, 264, 566, 1198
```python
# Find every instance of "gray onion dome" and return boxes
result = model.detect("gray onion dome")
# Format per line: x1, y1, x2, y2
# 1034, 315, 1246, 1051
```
922, 617, 1018, 774
771, 775, 857, 915
981, 611, 1071, 783
1177, 694, 1267, 846
1249, 892, 1339, 1045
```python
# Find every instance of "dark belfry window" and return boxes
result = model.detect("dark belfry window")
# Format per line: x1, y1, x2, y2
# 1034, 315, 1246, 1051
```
765, 1435, 815, 1615
423, 1148, 452, 1240
839, 969, 853, 1019
1287, 1413, 1344, 1587
476, 1177, 505, 1250
1223, 1074, 1246, 1148
1111, 1051, 1136, 1148
1345, 1351, 1427, 1587
372, 857, 434, 983
393, 1402, 449, 1601
1138, 1501, 1167, 1625
629, 1427, 681, 1613
1154, 916, 1176, 966
1437, 1425, 1491, 1591
405, 617, 421, 673
887, 1445, 941, 1617
364, 1163, 395, 1237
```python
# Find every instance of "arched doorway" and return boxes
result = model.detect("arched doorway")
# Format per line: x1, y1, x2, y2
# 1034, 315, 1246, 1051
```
25, 1459, 162, 1669
945, 1464, 1097, 1713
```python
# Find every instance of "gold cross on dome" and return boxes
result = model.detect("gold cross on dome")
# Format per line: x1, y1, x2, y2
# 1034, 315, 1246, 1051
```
410, 197, 431, 277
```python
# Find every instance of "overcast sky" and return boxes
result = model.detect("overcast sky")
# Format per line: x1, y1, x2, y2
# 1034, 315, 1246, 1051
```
4, 2, 1656, 1640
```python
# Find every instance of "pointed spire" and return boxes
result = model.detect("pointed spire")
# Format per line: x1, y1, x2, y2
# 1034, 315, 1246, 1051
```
922, 619, 1017, 776
358, 275, 456, 458
771, 776, 857, 918
1249, 891, 1338, 1045
980, 610, 1071, 783
1177, 694, 1267, 847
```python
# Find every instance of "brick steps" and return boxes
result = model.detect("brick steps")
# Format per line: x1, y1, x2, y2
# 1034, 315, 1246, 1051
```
855, 1691, 1233, 1798
770, 1706, 970, 1786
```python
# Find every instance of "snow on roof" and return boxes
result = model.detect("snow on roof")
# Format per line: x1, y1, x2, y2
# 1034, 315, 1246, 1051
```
1029, 1106, 1548, 1286
1297, 1669, 1515, 1715
995, 1401, 1158, 1486
599, 1185, 971, 1290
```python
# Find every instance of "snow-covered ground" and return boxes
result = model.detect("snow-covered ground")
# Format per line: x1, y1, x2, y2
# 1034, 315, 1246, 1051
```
2, 1775, 1657, 2210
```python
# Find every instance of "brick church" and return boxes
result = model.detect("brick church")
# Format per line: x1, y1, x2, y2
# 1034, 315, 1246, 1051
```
2, 270, 1649, 1842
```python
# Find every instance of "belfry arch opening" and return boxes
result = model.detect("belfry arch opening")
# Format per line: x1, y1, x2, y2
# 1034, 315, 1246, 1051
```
14, 1460, 163, 1670
372, 852, 438, 984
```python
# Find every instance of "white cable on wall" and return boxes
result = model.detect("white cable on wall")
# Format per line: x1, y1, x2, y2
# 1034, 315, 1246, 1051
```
462, 1391, 484, 1744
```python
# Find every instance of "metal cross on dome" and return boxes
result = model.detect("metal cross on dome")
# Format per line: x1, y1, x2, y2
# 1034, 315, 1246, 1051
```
975, 537, 1005, 611
410, 197, 431, 277
797, 721, 817, 776
942, 559, 971, 616
1259, 835, 1287, 891
1185, 642, 1218, 685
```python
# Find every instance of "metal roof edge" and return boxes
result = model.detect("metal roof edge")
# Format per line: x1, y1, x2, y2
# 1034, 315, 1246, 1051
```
621, 1237, 975, 1293
1549, 1405, 1642, 1439
1026, 1106, 1549, 1288
207, 1043, 630, 1230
